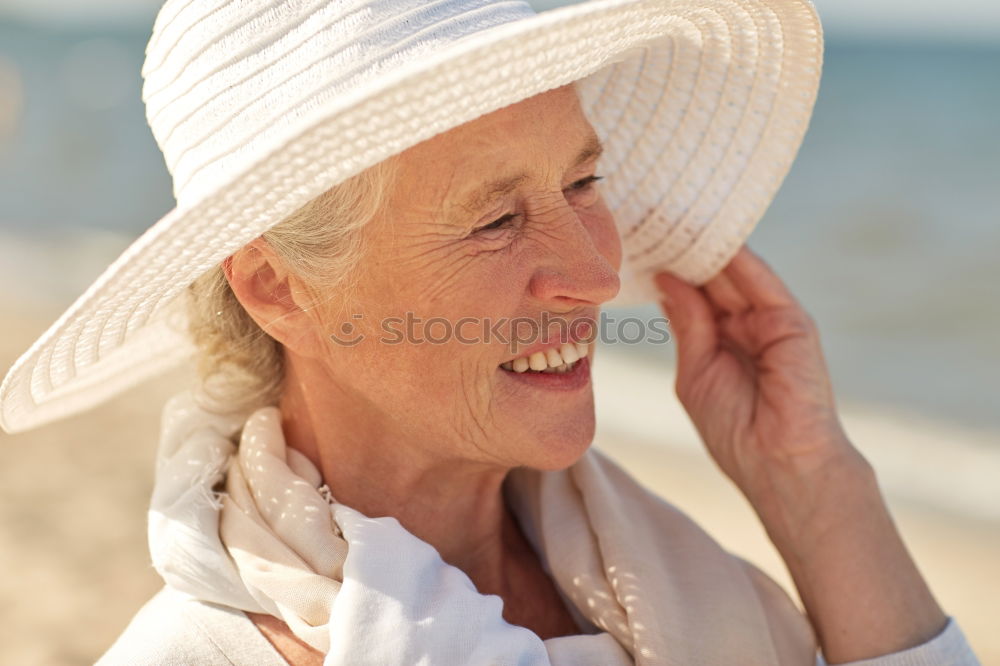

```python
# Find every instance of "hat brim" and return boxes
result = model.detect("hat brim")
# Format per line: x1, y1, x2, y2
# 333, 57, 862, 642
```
0, 0, 822, 433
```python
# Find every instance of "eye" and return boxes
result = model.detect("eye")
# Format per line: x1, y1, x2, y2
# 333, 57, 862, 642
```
567, 175, 604, 192
472, 175, 604, 235
475, 212, 518, 233
564, 175, 604, 207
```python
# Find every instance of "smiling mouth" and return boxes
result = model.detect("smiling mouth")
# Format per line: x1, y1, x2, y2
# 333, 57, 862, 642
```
499, 341, 589, 374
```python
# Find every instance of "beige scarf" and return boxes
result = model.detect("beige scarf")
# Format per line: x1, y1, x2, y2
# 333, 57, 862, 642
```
148, 388, 817, 665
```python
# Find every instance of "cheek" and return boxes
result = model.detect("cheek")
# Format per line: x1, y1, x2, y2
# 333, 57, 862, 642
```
317, 293, 509, 413
583, 203, 622, 273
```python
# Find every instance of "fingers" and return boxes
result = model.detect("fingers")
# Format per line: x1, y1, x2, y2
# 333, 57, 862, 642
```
653, 244, 799, 382
654, 270, 717, 381
723, 244, 800, 310
703, 270, 751, 317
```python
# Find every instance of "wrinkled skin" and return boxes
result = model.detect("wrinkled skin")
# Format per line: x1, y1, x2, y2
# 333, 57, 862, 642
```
231, 83, 620, 479
226, 84, 620, 650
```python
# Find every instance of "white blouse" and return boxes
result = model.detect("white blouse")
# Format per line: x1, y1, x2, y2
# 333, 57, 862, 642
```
97, 586, 980, 665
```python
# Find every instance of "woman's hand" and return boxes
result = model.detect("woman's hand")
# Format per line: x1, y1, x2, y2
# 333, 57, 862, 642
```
655, 244, 950, 663
654, 243, 855, 496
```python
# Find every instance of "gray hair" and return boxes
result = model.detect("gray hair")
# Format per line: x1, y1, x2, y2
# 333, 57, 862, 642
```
184, 156, 400, 415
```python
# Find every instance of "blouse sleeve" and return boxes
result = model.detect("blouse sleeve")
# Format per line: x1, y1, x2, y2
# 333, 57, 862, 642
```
814, 617, 981, 666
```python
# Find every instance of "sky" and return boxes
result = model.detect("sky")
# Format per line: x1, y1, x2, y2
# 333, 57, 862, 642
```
0, 0, 998, 45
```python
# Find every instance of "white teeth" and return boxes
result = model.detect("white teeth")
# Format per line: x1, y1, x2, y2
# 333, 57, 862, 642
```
545, 348, 562, 367
502, 342, 588, 374
559, 342, 579, 364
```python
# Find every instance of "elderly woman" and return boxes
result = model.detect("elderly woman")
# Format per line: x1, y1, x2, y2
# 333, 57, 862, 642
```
0, 0, 981, 665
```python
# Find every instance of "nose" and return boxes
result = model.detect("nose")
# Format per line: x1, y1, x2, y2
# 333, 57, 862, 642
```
528, 204, 622, 307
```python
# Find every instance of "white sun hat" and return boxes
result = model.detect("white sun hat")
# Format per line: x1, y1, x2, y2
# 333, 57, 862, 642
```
0, 0, 822, 434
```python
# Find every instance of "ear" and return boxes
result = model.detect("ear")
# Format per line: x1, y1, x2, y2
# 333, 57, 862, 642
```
222, 238, 322, 353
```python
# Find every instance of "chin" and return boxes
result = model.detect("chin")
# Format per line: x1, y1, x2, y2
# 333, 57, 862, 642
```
516, 404, 596, 472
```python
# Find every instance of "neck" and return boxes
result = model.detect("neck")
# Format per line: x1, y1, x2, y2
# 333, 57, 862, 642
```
276, 355, 531, 596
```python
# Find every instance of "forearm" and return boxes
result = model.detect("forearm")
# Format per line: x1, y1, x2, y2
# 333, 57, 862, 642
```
744, 444, 948, 664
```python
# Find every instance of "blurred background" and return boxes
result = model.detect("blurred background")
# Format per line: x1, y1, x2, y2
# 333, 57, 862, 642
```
1, 0, 997, 663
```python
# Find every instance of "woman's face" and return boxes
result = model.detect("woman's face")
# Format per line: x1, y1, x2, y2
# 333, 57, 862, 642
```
302, 84, 621, 471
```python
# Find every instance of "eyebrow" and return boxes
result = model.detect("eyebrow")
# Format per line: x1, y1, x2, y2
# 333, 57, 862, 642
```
456, 133, 605, 216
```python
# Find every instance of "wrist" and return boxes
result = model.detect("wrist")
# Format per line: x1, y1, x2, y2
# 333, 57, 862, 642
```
742, 442, 949, 662
741, 442, 878, 559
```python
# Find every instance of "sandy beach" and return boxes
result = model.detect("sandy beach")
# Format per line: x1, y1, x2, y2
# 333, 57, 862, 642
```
1, 302, 998, 665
